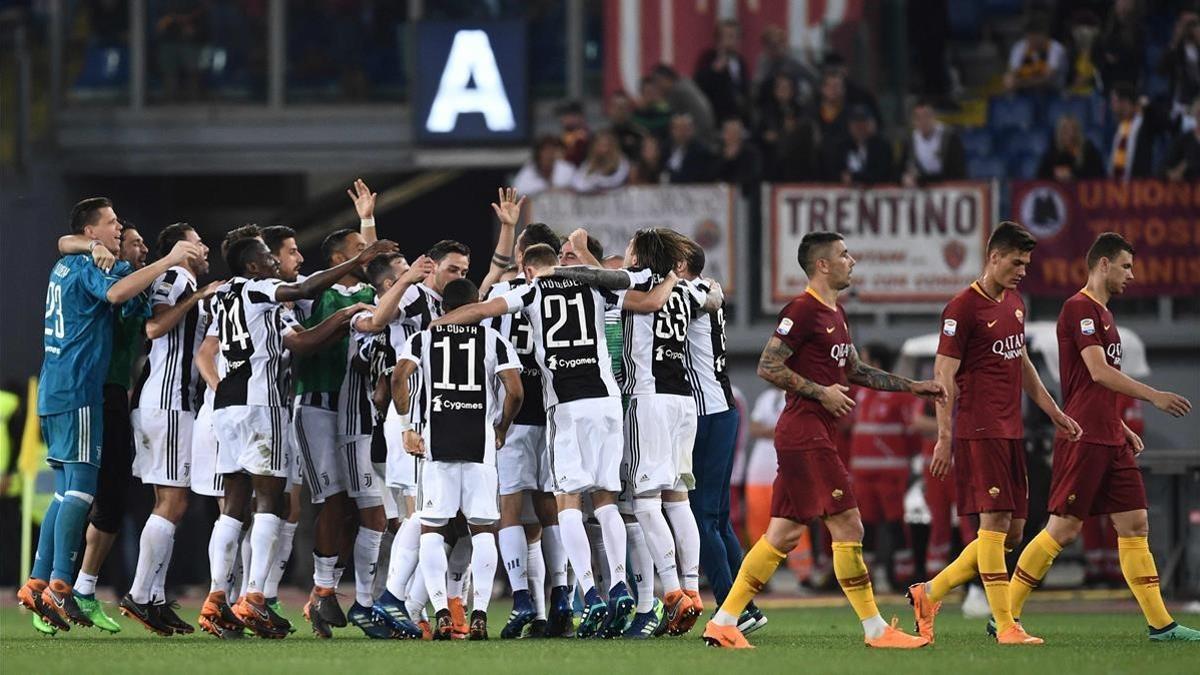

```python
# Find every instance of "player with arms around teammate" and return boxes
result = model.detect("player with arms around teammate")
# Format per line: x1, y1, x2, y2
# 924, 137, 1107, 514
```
1006, 233, 1197, 641
18, 198, 203, 632
703, 232, 944, 650
393, 277, 524, 640
908, 222, 1082, 646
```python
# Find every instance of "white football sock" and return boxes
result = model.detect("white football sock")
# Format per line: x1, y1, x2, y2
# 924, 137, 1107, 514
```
863, 614, 888, 639
594, 504, 628, 590
75, 571, 98, 597
313, 553, 337, 589
470, 532, 497, 613
332, 564, 346, 591
239, 522, 253, 598
634, 497, 681, 592
419, 532, 449, 612
626, 521, 655, 613
541, 525, 568, 587
447, 536, 472, 599
406, 566, 430, 620
499, 526, 529, 592
151, 531, 175, 603
663, 499, 701, 592
527, 540, 547, 619
247, 513, 281, 595
386, 517, 421, 599
208, 515, 241, 593
130, 515, 175, 604
354, 527, 384, 607
230, 527, 248, 598
263, 521, 297, 599
587, 521, 608, 595
557, 508, 595, 594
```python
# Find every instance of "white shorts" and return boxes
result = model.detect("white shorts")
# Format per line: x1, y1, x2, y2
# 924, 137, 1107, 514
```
339, 435, 383, 503
374, 462, 402, 520
190, 402, 224, 497
418, 461, 499, 526
383, 412, 421, 496
294, 405, 342, 503
623, 394, 698, 497
498, 423, 551, 495
131, 408, 195, 488
546, 397, 623, 495
212, 405, 291, 479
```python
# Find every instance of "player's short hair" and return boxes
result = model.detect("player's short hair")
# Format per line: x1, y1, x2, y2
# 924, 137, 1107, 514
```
584, 234, 604, 261
442, 278, 479, 312
1086, 232, 1135, 269
227, 237, 266, 276
522, 243, 559, 269
987, 221, 1037, 255
220, 224, 262, 259
519, 223, 560, 253
630, 228, 685, 276
321, 228, 358, 266
156, 222, 195, 261
367, 252, 406, 287
679, 238, 705, 275
797, 232, 844, 275
69, 197, 112, 234
428, 239, 471, 262
862, 342, 896, 372
118, 218, 138, 239
261, 225, 297, 255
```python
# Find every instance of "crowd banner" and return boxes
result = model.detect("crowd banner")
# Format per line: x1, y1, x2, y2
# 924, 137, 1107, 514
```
766, 181, 995, 311
1012, 180, 1200, 297
530, 185, 737, 290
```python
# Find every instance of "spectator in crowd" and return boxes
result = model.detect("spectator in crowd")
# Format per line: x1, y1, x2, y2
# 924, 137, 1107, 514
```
628, 134, 664, 185
570, 129, 631, 193
665, 112, 718, 184
753, 24, 817, 112
1092, 0, 1145, 93
1107, 83, 1162, 180
512, 135, 575, 196
822, 105, 893, 185
1064, 9, 1102, 94
1164, 99, 1200, 182
651, 64, 717, 141
694, 19, 751, 124
1038, 114, 1106, 180
758, 74, 821, 182
821, 53, 882, 126
717, 118, 763, 196
745, 388, 785, 546
1004, 11, 1068, 94
813, 70, 850, 143
154, 0, 207, 101
1159, 12, 1200, 128
633, 75, 673, 143
557, 100, 591, 166
606, 91, 648, 162
897, 99, 966, 187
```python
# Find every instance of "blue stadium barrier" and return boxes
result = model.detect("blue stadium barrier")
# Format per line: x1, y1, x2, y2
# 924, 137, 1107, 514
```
948, 2, 983, 39
996, 128, 1051, 162
1009, 154, 1042, 180
960, 127, 993, 158
968, 157, 1008, 179
1046, 96, 1094, 128
988, 95, 1036, 131
74, 44, 129, 89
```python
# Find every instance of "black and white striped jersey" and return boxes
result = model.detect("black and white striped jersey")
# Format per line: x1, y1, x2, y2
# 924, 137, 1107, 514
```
683, 279, 734, 415
200, 296, 224, 409
400, 323, 520, 464
213, 276, 298, 409
620, 273, 706, 398
132, 266, 202, 412
382, 282, 444, 425
498, 268, 652, 407
486, 277, 545, 427
338, 308, 377, 437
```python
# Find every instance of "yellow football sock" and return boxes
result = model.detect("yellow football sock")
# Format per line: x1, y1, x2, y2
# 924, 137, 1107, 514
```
1118, 536, 1173, 630
1009, 529, 1063, 618
978, 529, 1014, 633
929, 539, 978, 602
719, 537, 786, 618
833, 541, 879, 620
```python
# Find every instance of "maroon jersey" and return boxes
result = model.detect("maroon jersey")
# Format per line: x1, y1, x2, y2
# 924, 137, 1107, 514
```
1057, 291, 1123, 446
772, 289, 852, 450
937, 282, 1026, 440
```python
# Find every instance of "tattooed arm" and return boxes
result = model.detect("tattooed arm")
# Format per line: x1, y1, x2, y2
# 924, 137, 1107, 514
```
845, 345, 916, 392
551, 266, 634, 290
756, 336, 855, 416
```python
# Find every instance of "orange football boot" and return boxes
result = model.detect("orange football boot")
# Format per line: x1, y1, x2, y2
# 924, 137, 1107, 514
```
865, 618, 931, 649
448, 596, 469, 639
701, 620, 754, 649
996, 623, 1044, 645
906, 583, 941, 643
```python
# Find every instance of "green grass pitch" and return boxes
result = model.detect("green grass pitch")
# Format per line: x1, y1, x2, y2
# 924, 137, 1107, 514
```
2, 600, 1196, 675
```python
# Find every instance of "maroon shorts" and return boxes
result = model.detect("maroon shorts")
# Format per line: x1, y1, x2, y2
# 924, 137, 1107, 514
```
953, 438, 1028, 519
1047, 438, 1147, 518
850, 469, 907, 524
771, 447, 857, 523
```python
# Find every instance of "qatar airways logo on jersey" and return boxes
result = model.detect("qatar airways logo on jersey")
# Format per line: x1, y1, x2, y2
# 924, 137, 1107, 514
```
991, 333, 1025, 360
1107, 342, 1122, 365
655, 345, 685, 362
546, 354, 598, 371
830, 343, 851, 367
431, 394, 484, 412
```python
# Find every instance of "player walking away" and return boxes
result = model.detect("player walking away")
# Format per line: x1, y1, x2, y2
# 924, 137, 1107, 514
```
19, 198, 203, 633
432, 243, 674, 638
702, 231, 944, 650
203, 236, 394, 638
908, 222, 1082, 646
1005, 233, 1198, 642
117, 224, 219, 635
40, 222, 149, 636
394, 277, 524, 640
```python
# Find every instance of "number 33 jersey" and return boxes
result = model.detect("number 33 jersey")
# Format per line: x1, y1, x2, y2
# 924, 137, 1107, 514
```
619, 274, 707, 398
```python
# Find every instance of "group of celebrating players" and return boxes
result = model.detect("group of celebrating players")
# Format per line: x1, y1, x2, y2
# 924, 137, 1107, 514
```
18, 179, 1199, 649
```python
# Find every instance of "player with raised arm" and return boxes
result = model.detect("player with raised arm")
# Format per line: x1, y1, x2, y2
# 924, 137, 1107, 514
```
18, 198, 203, 633
1004, 233, 1197, 641
908, 222, 1082, 646
702, 231, 943, 650
432, 243, 674, 638
393, 277, 524, 640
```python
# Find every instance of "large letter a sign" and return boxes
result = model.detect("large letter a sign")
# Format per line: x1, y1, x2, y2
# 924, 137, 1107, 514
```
426, 31, 515, 133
